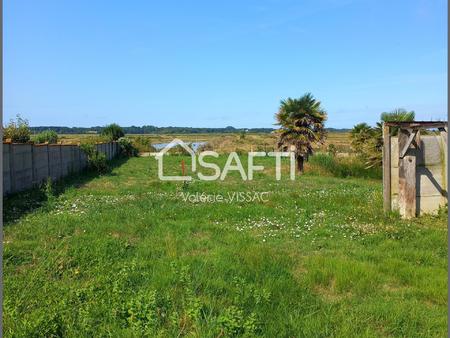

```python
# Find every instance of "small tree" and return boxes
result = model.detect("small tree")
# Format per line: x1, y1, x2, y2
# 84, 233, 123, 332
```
3, 115, 31, 143
34, 130, 58, 144
101, 123, 124, 141
275, 93, 327, 173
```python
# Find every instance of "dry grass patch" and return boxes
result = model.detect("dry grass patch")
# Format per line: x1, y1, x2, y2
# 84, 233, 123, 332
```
314, 279, 352, 303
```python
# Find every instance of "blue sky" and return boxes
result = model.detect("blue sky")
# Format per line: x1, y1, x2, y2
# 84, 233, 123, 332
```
4, 0, 448, 128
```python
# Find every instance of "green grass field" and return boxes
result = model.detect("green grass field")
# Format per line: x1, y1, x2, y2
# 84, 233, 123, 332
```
3, 155, 447, 337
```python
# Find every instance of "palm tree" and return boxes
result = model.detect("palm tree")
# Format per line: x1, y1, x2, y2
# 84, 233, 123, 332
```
275, 93, 327, 173
350, 122, 374, 154
380, 108, 415, 125
365, 108, 415, 167
379, 108, 415, 136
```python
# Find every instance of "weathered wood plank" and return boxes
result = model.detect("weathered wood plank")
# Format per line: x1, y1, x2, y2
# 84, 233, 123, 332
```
399, 129, 417, 158
382, 124, 391, 212
398, 129, 416, 218
384, 121, 447, 129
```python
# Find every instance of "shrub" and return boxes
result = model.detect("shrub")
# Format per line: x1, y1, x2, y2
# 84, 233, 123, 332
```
118, 137, 138, 157
80, 143, 94, 154
131, 136, 155, 153
3, 115, 31, 143
34, 130, 58, 144
80, 144, 108, 173
89, 151, 108, 173
101, 123, 124, 141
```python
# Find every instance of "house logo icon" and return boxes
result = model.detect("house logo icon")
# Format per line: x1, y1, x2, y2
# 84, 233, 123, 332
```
151, 138, 297, 182
151, 138, 196, 181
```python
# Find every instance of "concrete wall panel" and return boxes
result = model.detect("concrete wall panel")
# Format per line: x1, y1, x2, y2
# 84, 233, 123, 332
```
61, 146, 72, 176
391, 137, 399, 168
33, 145, 49, 184
4, 142, 118, 195
416, 165, 445, 197
418, 195, 446, 215
11, 144, 33, 192
3, 144, 11, 194
80, 149, 88, 168
72, 147, 81, 173
392, 135, 445, 166
417, 136, 443, 166
48, 145, 62, 181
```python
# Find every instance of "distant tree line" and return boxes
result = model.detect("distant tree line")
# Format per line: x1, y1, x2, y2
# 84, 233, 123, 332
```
29, 125, 349, 135
28, 125, 275, 134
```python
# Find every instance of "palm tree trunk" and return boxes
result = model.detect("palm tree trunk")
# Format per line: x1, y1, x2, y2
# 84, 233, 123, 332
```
296, 155, 304, 173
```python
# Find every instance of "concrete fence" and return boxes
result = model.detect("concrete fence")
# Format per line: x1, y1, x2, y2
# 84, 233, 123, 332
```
3, 142, 119, 195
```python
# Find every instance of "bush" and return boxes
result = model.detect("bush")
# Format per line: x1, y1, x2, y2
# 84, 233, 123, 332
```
89, 151, 108, 173
80, 144, 108, 173
34, 130, 58, 144
131, 136, 155, 153
101, 123, 124, 141
3, 115, 31, 143
118, 137, 138, 157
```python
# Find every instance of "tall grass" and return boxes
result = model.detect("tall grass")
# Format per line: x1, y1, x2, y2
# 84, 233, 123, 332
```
307, 153, 382, 179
